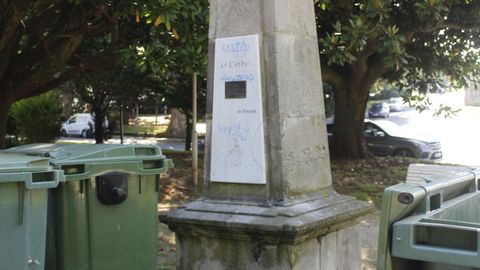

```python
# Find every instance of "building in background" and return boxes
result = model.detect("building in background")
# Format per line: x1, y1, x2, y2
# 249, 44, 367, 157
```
465, 81, 480, 106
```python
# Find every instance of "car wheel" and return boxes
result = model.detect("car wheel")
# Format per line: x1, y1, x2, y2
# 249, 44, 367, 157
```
60, 129, 67, 137
81, 130, 88, 138
394, 149, 415, 158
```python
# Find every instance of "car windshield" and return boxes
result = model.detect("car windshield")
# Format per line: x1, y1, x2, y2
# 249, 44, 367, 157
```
389, 97, 402, 104
370, 120, 430, 140
372, 121, 402, 135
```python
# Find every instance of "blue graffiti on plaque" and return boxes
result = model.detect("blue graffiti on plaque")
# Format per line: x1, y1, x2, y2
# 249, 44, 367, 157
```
220, 74, 255, 82
221, 40, 250, 58
216, 123, 250, 142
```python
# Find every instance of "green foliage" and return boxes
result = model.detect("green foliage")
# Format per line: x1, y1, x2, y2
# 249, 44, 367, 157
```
315, 0, 480, 158
5, 111, 18, 147
126, 0, 209, 115
414, 0, 450, 20
10, 91, 62, 144
0, 0, 209, 147
433, 104, 461, 118
316, 0, 480, 90
323, 83, 335, 117
370, 88, 401, 101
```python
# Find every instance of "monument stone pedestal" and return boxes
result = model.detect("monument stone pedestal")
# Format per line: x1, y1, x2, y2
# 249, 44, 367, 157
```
160, 1, 372, 269
160, 194, 370, 270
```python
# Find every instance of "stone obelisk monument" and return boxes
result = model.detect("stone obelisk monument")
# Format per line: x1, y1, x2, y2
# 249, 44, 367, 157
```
160, 1, 372, 269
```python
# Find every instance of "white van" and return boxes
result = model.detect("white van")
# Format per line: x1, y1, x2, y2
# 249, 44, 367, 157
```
60, 113, 94, 138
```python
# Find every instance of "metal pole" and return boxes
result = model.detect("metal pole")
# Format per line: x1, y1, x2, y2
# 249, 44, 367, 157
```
155, 100, 158, 125
120, 104, 124, 145
192, 72, 198, 186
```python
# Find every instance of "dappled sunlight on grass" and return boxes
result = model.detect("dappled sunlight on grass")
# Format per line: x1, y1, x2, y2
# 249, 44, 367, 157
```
331, 157, 413, 207
157, 152, 204, 270
120, 124, 168, 136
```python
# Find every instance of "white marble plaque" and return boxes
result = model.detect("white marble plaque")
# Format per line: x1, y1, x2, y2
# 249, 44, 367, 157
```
210, 35, 266, 184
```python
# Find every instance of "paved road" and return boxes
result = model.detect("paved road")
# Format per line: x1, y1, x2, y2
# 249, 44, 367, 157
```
56, 118, 206, 151
372, 91, 480, 166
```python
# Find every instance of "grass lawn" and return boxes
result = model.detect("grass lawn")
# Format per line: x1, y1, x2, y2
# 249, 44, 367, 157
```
157, 152, 414, 208
115, 124, 168, 137
331, 157, 412, 207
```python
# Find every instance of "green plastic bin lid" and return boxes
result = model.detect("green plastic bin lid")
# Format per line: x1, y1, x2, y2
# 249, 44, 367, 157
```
5, 144, 173, 180
7, 143, 160, 158
0, 153, 63, 189
0, 153, 50, 173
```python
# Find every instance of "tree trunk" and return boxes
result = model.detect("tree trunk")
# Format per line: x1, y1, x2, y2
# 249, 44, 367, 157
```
61, 82, 75, 120
331, 86, 370, 159
185, 113, 193, 151
166, 108, 186, 138
0, 100, 12, 149
93, 107, 105, 144
122, 107, 129, 125
324, 53, 387, 159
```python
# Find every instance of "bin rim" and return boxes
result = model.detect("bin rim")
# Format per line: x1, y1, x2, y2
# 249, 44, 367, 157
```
377, 167, 480, 270
0, 152, 51, 173
0, 153, 64, 188
5, 143, 166, 160
4, 143, 173, 181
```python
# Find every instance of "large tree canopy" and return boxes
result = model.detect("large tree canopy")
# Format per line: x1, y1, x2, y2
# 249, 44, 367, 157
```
2, 0, 480, 158
130, 0, 208, 150
0, 0, 135, 147
0, 0, 201, 148
316, 0, 480, 159
0, 2, 133, 97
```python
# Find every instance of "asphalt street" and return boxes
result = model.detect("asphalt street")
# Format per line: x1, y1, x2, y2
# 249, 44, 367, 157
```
373, 91, 480, 166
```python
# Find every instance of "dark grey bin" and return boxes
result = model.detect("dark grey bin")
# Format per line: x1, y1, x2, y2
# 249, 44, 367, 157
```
378, 167, 480, 270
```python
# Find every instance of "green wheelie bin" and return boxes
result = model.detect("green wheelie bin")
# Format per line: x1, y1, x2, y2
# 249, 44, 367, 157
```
0, 153, 63, 270
6, 144, 173, 270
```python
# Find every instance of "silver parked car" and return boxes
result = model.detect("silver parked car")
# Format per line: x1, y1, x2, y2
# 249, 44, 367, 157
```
363, 120, 442, 160
368, 102, 390, 118
327, 120, 443, 160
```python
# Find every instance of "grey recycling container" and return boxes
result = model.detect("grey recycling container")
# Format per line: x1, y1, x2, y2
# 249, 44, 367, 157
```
378, 167, 480, 270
